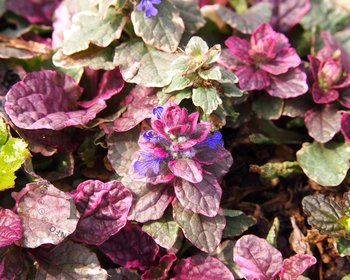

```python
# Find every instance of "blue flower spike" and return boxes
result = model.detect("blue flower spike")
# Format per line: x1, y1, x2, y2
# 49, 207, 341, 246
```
137, 0, 161, 17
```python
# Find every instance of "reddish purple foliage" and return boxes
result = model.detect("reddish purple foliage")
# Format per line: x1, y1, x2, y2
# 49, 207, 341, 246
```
5, 70, 106, 130
6, 0, 61, 24
71, 180, 132, 245
172, 255, 234, 280
224, 23, 308, 98
100, 224, 160, 270
279, 254, 317, 280
0, 208, 23, 247
142, 253, 177, 280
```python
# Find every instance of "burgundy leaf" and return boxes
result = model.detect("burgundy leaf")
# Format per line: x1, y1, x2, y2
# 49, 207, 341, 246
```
0, 208, 23, 247
79, 68, 125, 108
172, 255, 234, 280
71, 180, 132, 245
233, 234, 283, 280
174, 172, 221, 217
122, 176, 174, 223
142, 253, 177, 280
304, 105, 341, 143
108, 85, 157, 133
0, 247, 27, 279
100, 224, 159, 270
34, 240, 108, 279
266, 68, 308, 98
267, 0, 311, 32
279, 254, 316, 280
340, 112, 350, 142
202, 147, 233, 182
6, 0, 60, 24
5, 70, 106, 130
168, 158, 203, 184
12, 180, 79, 248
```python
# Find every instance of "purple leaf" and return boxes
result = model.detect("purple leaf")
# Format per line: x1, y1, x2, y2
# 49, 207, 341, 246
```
108, 85, 157, 133
172, 255, 234, 280
260, 48, 301, 76
172, 199, 226, 253
233, 234, 283, 280
224, 36, 252, 64
234, 66, 270, 91
122, 175, 174, 223
100, 223, 159, 270
304, 105, 341, 143
0, 208, 22, 247
71, 180, 132, 245
266, 68, 308, 98
79, 68, 125, 108
0, 247, 27, 279
168, 158, 203, 184
142, 253, 177, 280
279, 254, 316, 280
6, 0, 60, 24
341, 112, 350, 142
5, 70, 106, 130
12, 180, 79, 248
174, 172, 221, 217
34, 240, 108, 279
202, 146, 233, 182
267, 0, 311, 32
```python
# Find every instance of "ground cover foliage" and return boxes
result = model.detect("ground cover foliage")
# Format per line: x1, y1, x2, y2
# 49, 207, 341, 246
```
0, 0, 350, 279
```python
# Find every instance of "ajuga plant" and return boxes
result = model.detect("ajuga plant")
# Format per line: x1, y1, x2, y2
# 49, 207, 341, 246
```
159, 37, 243, 121
4, 0, 350, 279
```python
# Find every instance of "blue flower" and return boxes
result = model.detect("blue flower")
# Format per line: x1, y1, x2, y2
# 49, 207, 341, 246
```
134, 152, 165, 176
152, 106, 163, 119
137, 0, 161, 17
198, 131, 223, 149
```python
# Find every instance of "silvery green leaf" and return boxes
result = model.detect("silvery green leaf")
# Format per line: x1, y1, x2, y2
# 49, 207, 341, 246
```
131, 0, 185, 52
163, 73, 192, 93
198, 66, 222, 81
193, 87, 222, 114
297, 141, 350, 187
62, 7, 127, 55
114, 39, 178, 87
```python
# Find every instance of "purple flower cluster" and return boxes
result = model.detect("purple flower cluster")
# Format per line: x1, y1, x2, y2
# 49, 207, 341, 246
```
224, 23, 308, 98
137, 0, 161, 17
132, 103, 233, 217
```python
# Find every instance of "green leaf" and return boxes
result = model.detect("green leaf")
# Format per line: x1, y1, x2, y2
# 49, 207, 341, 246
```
266, 217, 280, 247
172, 200, 226, 253
0, 0, 5, 17
228, 0, 248, 14
0, 119, 8, 145
302, 194, 344, 235
210, 240, 243, 278
198, 66, 222, 81
53, 46, 115, 70
342, 275, 350, 280
143, 211, 180, 250
62, 7, 127, 55
219, 68, 238, 84
131, 0, 185, 53
250, 161, 302, 180
171, 0, 205, 35
252, 93, 284, 120
0, 135, 30, 191
96, 0, 127, 17
193, 87, 222, 114
114, 39, 178, 87
335, 237, 350, 257
222, 209, 256, 238
249, 119, 305, 144
163, 73, 192, 93
301, 0, 350, 33
297, 141, 350, 187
